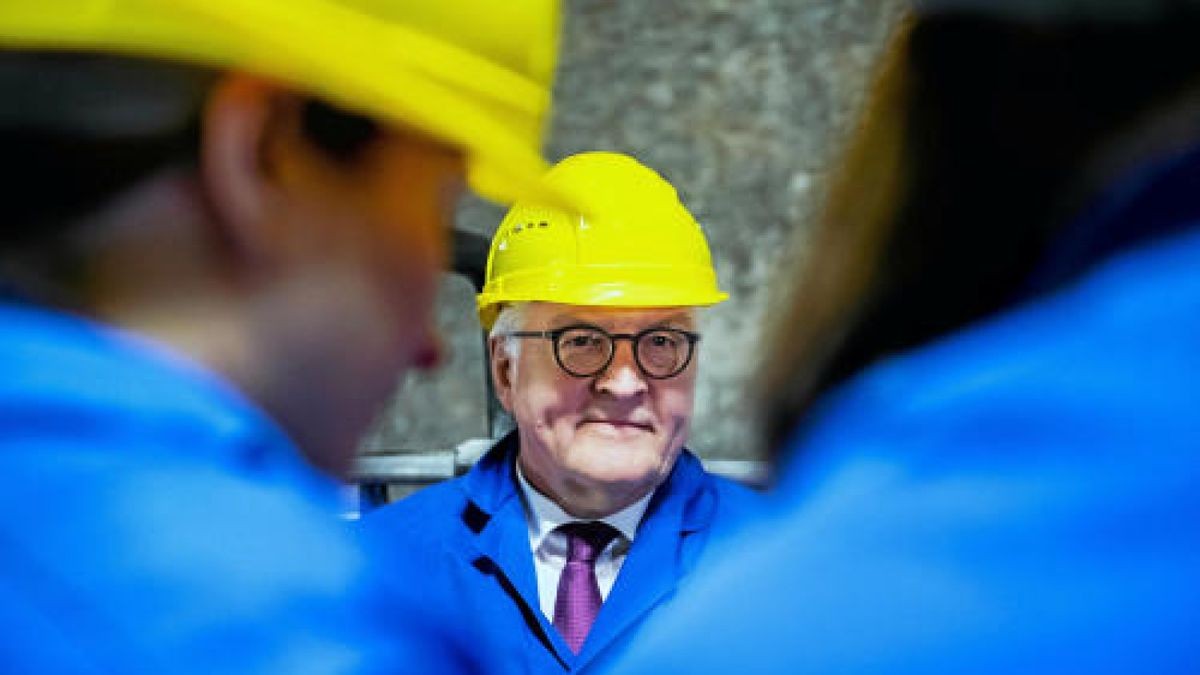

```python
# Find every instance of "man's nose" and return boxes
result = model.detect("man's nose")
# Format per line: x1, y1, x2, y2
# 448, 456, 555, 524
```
594, 340, 648, 397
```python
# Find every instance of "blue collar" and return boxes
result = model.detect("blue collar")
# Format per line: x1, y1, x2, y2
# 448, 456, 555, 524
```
457, 431, 719, 669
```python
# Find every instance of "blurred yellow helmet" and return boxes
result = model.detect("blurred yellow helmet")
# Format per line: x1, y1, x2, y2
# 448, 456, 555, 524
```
477, 151, 728, 329
0, 0, 565, 207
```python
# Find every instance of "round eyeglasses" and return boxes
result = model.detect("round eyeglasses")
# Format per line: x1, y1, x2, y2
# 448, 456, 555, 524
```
504, 324, 701, 379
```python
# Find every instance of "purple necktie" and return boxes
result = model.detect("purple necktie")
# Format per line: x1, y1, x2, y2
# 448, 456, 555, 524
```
553, 521, 620, 654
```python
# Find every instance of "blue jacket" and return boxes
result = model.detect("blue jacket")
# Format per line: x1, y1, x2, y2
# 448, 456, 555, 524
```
0, 304, 400, 673
605, 149, 1200, 672
362, 433, 763, 673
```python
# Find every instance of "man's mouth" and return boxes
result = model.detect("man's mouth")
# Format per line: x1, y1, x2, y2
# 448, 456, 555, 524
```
579, 418, 654, 433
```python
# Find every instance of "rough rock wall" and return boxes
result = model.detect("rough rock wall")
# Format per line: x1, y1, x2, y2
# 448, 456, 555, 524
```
363, 0, 905, 462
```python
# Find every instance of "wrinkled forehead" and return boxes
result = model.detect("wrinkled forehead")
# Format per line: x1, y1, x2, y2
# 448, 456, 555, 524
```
524, 302, 697, 331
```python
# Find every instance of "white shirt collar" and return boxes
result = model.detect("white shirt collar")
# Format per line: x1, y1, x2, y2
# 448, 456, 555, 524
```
515, 460, 652, 552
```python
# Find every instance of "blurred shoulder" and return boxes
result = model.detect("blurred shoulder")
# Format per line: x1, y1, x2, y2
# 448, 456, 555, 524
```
0, 450, 387, 673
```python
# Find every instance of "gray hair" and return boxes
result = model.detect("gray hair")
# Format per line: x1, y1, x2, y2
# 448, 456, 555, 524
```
489, 302, 530, 362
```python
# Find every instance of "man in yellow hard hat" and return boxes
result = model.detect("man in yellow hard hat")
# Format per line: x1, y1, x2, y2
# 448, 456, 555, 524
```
364, 151, 765, 673
0, 1, 566, 671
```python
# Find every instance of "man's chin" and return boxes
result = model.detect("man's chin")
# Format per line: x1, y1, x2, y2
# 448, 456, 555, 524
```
569, 456, 666, 497
562, 469, 661, 517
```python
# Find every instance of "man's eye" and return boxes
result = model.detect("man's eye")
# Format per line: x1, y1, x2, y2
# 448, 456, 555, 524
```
563, 334, 600, 348
648, 333, 677, 347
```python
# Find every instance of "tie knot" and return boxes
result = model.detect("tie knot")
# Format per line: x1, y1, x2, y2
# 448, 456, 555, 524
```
558, 521, 620, 564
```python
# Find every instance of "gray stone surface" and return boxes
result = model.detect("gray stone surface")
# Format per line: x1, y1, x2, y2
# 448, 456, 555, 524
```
361, 0, 905, 463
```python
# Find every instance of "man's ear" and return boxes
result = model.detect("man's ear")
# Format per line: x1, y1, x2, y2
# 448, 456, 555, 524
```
488, 335, 516, 414
199, 73, 285, 267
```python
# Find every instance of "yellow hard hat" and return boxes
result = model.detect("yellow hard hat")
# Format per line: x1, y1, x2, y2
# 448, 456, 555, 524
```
477, 151, 728, 329
0, 0, 567, 208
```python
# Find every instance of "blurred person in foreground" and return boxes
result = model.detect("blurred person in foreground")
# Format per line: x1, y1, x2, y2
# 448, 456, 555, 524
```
363, 151, 763, 673
605, 1, 1200, 672
0, 1, 568, 671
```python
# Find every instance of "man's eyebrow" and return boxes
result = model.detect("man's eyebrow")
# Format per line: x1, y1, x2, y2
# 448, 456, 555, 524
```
547, 313, 593, 326
652, 312, 694, 328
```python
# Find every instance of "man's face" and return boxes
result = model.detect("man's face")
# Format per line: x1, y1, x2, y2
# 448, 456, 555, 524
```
492, 303, 699, 517
261, 114, 465, 476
